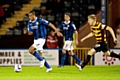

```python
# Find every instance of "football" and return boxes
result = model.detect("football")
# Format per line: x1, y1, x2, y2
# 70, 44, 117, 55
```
14, 64, 22, 72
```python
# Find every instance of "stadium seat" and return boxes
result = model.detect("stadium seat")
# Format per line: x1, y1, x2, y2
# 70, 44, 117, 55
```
23, 15, 29, 22
55, 13, 63, 27
33, 7, 40, 12
41, 0, 47, 4
6, 29, 14, 35
16, 21, 25, 29
14, 29, 22, 35
39, 15, 47, 19
47, 15, 55, 22
64, 1, 71, 8
71, 11, 79, 17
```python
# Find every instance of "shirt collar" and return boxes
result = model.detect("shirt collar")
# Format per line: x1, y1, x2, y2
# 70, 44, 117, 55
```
29, 17, 37, 23
64, 21, 70, 24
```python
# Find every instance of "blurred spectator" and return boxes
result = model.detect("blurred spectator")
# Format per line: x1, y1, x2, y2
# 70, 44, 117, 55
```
0, 5, 4, 27
1, 0, 14, 19
46, 30, 58, 48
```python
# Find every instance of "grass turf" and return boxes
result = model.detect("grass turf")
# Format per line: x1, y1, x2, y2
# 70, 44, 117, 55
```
0, 65, 120, 80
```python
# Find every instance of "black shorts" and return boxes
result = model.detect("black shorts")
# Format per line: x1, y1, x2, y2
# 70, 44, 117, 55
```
94, 42, 109, 52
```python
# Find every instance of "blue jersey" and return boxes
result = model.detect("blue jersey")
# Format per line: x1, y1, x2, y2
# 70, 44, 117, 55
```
59, 21, 76, 41
28, 18, 49, 39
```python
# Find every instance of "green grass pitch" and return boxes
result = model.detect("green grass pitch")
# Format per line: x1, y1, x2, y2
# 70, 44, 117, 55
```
0, 65, 120, 80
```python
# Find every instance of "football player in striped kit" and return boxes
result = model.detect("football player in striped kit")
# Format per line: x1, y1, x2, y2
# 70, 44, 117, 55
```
75, 14, 120, 71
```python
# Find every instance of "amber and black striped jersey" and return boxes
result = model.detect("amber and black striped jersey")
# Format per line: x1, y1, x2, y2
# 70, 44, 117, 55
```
91, 22, 107, 43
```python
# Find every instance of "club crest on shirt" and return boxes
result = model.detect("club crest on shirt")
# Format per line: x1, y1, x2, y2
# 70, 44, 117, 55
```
31, 26, 38, 29
63, 27, 69, 30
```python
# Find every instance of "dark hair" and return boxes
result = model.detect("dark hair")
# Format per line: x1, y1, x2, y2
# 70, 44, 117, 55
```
29, 10, 35, 15
65, 12, 71, 17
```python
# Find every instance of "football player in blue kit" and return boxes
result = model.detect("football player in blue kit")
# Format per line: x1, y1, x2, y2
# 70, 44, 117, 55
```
24, 11, 63, 72
58, 13, 82, 67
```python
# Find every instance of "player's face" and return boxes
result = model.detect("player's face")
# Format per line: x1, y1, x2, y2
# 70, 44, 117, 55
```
88, 18, 95, 26
64, 15, 70, 21
29, 13, 35, 21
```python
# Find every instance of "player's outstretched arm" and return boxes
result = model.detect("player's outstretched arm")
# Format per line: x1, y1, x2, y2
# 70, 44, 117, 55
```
49, 23, 63, 37
106, 26, 117, 43
81, 32, 94, 42
74, 31, 78, 45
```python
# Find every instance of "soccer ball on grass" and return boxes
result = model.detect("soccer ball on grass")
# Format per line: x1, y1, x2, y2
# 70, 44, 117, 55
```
14, 64, 22, 72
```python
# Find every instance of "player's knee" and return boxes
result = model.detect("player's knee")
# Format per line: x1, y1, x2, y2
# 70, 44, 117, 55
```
88, 49, 96, 55
104, 51, 110, 56
38, 51, 43, 57
88, 51, 93, 55
28, 48, 34, 54
68, 51, 74, 55
62, 49, 66, 53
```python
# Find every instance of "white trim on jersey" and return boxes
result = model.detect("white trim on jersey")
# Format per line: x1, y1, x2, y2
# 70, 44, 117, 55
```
101, 24, 106, 29
64, 21, 70, 24
72, 24, 76, 30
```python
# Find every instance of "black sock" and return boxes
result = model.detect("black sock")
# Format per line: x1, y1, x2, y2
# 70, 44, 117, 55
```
81, 55, 91, 68
110, 52, 120, 59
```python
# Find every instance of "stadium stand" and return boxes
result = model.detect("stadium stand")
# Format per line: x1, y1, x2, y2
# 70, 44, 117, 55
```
0, 0, 101, 35
0, 0, 40, 35
0, 0, 101, 48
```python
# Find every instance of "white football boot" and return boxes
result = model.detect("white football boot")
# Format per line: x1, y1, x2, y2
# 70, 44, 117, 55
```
75, 63, 82, 71
46, 68, 52, 72
40, 59, 45, 68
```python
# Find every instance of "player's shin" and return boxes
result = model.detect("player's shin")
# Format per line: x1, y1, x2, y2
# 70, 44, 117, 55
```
43, 57, 51, 69
110, 51, 120, 59
60, 53, 66, 66
33, 51, 43, 61
82, 55, 91, 68
72, 54, 81, 64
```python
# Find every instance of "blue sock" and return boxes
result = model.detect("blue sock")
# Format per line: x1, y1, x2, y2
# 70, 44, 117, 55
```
43, 58, 51, 69
33, 51, 43, 61
72, 54, 81, 63
61, 53, 66, 66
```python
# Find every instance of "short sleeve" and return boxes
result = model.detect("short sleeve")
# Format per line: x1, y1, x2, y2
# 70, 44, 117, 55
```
101, 24, 107, 30
40, 19, 49, 26
71, 23, 77, 32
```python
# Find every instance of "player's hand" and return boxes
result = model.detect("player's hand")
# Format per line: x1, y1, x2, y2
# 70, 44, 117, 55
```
56, 31, 63, 37
23, 30, 27, 34
113, 38, 117, 44
80, 38, 85, 42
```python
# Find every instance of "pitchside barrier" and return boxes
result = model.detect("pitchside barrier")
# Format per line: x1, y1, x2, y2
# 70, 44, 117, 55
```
71, 48, 91, 65
72, 48, 120, 66
0, 48, 120, 66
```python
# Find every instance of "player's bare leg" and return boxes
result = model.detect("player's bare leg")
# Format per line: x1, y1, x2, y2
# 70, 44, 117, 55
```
104, 51, 120, 60
29, 46, 36, 54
